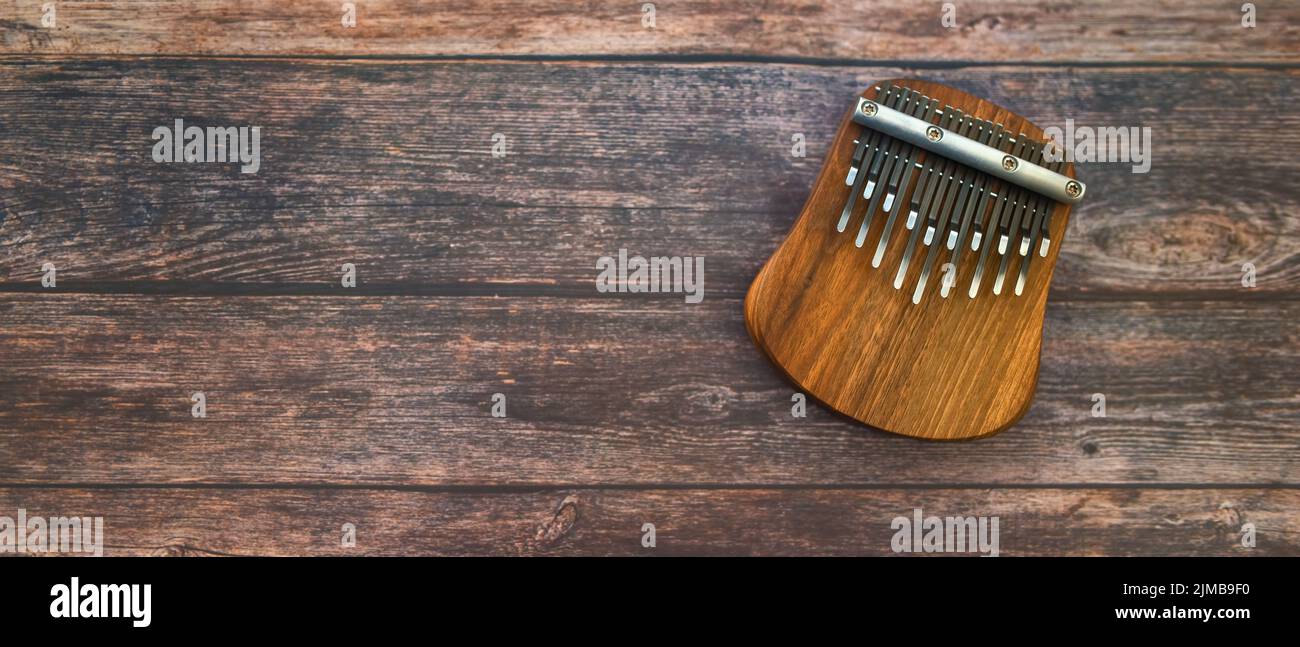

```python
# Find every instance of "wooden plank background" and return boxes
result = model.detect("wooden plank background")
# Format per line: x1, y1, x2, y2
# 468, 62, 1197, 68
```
4, 488, 1295, 556
2, 1, 1296, 62
0, 1, 1296, 555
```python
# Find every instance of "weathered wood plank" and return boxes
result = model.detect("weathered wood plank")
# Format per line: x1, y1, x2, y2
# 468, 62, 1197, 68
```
1, 295, 1295, 486
1, 1, 1295, 63
1, 62, 1297, 296
0, 487, 1290, 556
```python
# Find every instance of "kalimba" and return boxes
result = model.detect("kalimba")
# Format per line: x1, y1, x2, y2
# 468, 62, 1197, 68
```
745, 79, 1084, 440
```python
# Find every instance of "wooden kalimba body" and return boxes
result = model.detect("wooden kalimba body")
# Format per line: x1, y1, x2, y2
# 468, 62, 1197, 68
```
745, 80, 1084, 440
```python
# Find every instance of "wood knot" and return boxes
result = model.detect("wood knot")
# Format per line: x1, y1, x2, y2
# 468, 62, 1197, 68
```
151, 537, 222, 557
680, 384, 736, 419
963, 15, 1003, 33
1215, 502, 1243, 527
528, 495, 579, 551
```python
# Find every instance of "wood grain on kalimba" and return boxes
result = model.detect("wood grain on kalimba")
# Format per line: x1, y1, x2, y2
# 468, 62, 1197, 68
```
746, 79, 1081, 440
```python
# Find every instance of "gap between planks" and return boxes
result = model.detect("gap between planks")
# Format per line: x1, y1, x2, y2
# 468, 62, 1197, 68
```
2, 284, 1298, 301
1, 54, 1299, 69
3, 483, 1299, 492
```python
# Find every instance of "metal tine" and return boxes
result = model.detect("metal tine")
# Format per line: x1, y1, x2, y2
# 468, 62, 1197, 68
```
1038, 196, 1055, 257
949, 118, 996, 255
844, 83, 894, 187
861, 87, 914, 201
902, 115, 943, 233
992, 210, 1026, 295
1014, 156, 1066, 296
993, 167, 1034, 292
930, 114, 987, 300
987, 140, 1029, 297
996, 137, 1034, 256
845, 139, 867, 186
911, 110, 978, 304
1015, 140, 1049, 257
1037, 149, 1067, 257
872, 97, 939, 268
839, 135, 877, 230
854, 89, 922, 247
893, 109, 959, 289
967, 123, 1006, 253
1016, 142, 1059, 258
936, 110, 978, 251
921, 109, 968, 249
935, 118, 992, 298
935, 115, 994, 298
993, 139, 1045, 296
845, 127, 870, 185
967, 130, 1020, 298
837, 84, 901, 232
881, 96, 934, 219
945, 122, 1003, 293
